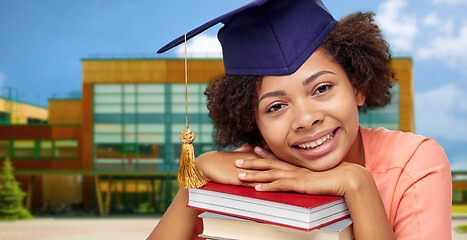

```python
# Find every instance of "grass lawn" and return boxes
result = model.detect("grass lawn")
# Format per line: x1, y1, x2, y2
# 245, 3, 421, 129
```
453, 205, 467, 234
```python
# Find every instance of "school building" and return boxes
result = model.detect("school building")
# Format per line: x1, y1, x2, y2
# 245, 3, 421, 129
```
0, 56, 425, 215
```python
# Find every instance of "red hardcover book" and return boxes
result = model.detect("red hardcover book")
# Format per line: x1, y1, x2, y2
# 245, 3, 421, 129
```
188, 182, 349, 231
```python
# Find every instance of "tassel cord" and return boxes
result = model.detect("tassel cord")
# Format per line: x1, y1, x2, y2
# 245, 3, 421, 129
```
177, 33, 207, 189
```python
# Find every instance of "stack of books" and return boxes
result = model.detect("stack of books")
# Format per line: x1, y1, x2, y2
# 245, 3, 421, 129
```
188, 182, 354, 240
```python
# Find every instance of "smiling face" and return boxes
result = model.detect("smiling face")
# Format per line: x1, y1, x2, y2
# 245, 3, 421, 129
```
255, 48, 366, 171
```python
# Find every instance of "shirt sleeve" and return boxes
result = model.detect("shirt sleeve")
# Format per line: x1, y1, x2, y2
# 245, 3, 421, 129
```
392, 138, 452, 240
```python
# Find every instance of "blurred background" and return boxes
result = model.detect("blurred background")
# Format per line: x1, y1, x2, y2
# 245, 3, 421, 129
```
0, 0, 466, 238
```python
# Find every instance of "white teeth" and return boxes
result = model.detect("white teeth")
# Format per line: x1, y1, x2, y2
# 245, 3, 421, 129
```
297, 132, 334, 149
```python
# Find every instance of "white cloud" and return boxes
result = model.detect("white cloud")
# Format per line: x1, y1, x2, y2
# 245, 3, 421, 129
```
417, 21, 467, 71
375, 0, 418, 52
415, 83, 467, 141
440, 18, 456, 35
422, 12, 441, 27
175, 34, 222, 58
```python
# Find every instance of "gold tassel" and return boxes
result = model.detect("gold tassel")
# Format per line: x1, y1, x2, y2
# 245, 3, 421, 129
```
177, 33, 207, 189
178, 128, 207, 188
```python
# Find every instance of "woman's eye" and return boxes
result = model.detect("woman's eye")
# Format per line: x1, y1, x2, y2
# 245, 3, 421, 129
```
314, 84, 332, 95
267, 103, 285, 112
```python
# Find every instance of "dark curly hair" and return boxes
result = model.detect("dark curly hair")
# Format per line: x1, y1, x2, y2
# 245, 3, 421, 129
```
321, 12, 393, 108
205, 12, 394, 147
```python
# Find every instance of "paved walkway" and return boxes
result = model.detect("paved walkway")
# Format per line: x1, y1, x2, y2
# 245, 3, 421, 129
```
0, 217, 161, 240
0, 216, 466, 239
452, 215, 467, 240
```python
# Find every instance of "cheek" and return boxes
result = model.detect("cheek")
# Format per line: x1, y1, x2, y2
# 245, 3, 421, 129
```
329, 92, 360, 123
334, 96, 361, 144
258, 121, 280, 141
321, 94, 360, 145
256, 117, 289, 150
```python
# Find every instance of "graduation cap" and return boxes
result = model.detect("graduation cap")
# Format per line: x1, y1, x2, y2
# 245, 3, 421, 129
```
158, 0, 337, 76
158, 0, 337, 189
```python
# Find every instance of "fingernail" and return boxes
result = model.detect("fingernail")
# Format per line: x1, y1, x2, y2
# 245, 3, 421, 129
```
255, 146, 263, 152
255, 184, 262, 190
238, 173, 247, 179
235, 159, 244, 166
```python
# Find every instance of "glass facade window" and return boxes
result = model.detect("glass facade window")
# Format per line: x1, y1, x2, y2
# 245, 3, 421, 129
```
93, 83, 216, 172
359, 83, 400, 130
96, 177, 178, 214
55, 140, 78, 157
0, 112, 10, 124
0, 140, 77, 159
94, 84, 170, 172
27, 117, 47, 125
13, 140, 35, 157
40, 141, 53, 157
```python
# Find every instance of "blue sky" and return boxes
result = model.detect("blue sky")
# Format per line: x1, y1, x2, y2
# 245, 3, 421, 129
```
0, 0, 466, 169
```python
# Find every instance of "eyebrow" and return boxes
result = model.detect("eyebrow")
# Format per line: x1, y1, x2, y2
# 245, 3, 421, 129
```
258, 90, 287, 104
302, 70, 335, 86
258, 70, 336, 104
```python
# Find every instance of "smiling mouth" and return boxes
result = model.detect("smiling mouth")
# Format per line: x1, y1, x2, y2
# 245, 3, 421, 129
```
296, 130, 336, 149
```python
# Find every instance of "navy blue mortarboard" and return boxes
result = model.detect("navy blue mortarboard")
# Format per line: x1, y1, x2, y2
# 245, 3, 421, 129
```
157, 0, 336, 76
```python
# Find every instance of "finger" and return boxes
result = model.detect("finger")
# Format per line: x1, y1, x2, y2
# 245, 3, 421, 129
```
254, 147, 302, 171
254, 146, 277, 159
254, 179, 297, 192
237, 170, 292, 182
239, 181, 262, 188
256, 176, 343, 196
235, 158, 272, 170
235, 158, 298, 171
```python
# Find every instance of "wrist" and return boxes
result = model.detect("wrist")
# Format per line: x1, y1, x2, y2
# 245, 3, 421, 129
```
342, 164, 374, 198
195, 152, 212, 181
338, 164, 395, 240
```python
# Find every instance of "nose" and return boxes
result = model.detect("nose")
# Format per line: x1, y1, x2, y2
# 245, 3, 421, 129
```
291, 100, 324, 131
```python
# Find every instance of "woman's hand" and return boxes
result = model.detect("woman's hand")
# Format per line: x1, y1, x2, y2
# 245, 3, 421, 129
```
235, 151, 369, 197
235, 147, 303, 187
195, 146, 301, 188
197, 146, 369, 198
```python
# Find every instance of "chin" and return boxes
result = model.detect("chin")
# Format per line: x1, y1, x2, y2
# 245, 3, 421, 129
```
303, 160, 341, 172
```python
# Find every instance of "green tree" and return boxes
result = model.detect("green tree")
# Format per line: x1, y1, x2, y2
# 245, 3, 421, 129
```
0, 158, 33, 220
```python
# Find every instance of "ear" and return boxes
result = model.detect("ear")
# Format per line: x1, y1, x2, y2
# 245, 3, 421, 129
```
354, 89, 366, 107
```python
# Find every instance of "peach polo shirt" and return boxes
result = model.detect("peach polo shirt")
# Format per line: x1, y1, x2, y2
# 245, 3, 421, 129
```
361, 127, 452, 240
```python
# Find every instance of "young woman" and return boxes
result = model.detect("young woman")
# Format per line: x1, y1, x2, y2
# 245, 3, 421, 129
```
148, 1, 452, 239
